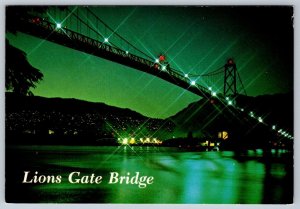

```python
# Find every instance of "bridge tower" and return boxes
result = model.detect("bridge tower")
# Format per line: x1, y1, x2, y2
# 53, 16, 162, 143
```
224, 58, 237, 98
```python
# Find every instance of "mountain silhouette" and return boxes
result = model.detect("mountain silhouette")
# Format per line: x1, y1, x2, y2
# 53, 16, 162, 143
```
5, 92, 175, 145
6, 92, 146, 118
5, 92, 293, 149
167, 92, 293, 150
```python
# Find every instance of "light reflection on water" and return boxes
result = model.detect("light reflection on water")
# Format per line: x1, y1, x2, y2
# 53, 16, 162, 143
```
7, 145, 292, 203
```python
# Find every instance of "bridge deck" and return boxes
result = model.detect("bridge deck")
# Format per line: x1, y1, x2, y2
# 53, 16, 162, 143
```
15, 16, 213, 99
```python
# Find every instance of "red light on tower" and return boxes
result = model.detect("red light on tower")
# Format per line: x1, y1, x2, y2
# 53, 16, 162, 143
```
159, 55, 166, 62
227, 58, 234, 65
32, 17, 40, 24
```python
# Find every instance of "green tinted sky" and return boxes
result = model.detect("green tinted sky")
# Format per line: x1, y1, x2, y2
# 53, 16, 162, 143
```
7, 6, 293, 119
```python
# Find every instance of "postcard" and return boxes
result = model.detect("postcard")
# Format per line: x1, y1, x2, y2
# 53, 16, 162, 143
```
5, 5, 293, 203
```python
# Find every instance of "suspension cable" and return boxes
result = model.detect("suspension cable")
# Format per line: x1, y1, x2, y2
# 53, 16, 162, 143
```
86, 7, 154, 60
237, 71, 247, 95
188, 66, 224, 78
66, 7, 119, 49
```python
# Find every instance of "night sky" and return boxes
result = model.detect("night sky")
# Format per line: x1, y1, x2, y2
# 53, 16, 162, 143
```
6, 6, 293, 119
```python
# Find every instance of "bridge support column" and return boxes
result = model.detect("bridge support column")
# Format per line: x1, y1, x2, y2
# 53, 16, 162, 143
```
224, 58, 237, 99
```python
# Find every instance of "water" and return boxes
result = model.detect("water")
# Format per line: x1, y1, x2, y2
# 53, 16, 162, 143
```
6, 145, 293, 203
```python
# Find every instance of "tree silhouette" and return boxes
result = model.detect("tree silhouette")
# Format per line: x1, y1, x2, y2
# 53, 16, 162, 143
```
5, 40, 43, 95
6, 6, 68, 95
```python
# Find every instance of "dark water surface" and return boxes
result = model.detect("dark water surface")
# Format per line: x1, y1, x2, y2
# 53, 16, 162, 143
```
6, 145, 293, 203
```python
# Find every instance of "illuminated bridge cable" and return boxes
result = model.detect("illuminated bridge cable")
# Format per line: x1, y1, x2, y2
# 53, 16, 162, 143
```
85, 7, 153, 60
188, 66, 224, 78
67, 7, 224, 96
66, 8, 119, 49
200, 66, 225, 76
201, 70, 224, 77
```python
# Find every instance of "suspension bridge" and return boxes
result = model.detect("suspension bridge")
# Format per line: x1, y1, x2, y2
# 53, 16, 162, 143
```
11, 6, 246, 101
9, 6, 293, 141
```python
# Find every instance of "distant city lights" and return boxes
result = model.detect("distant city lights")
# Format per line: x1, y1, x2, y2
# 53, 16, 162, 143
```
130, 138, 135, 144
122, 138, 128, 145
118, 137, 163, 145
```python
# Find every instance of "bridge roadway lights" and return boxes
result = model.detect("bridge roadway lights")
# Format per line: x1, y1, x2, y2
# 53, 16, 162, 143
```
56, 23, 62, 29
21, 18, 239, 100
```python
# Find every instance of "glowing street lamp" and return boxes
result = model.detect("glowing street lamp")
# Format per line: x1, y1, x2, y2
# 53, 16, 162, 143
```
258, 117, 263, 123
228, 100, 233, 105
104, 38, 109, 43
191, 80, 196, 86
212, 92, 217, 97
